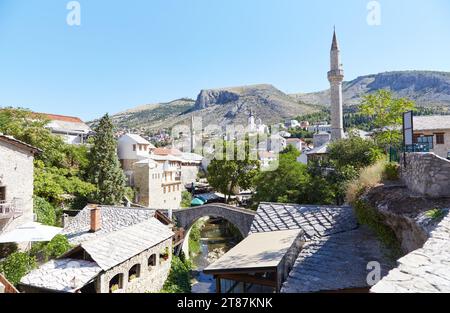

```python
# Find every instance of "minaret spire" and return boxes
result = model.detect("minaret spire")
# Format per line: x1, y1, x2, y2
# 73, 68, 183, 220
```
327, 28, 344, 141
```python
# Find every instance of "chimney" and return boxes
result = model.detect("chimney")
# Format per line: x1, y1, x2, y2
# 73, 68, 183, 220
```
90, 205, 101, 232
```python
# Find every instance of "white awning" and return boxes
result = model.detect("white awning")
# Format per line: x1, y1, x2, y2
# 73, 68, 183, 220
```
0, 222, 62, 243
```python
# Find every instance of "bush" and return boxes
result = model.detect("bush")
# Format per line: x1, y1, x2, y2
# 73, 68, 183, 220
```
346, 160, 386, 203
43, 235, 72, 261
0, 252, 37, 285
181, 191, 193, 208
34, 196, 57, 226
188, 222, 202, 257
383, 162, 400, 181
0, 243, 18, 259
161, 256, 192, 293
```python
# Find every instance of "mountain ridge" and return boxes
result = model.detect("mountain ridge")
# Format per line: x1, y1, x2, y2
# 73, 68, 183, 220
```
92, 70, 450, 132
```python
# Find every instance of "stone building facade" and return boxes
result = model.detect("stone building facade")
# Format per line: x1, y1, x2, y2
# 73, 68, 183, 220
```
0, 135, 40, 237
20, 206, 175, 293
133, 157, 182, 210
96, 237, 172, 293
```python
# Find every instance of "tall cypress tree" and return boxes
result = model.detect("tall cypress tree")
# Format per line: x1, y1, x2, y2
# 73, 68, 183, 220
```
88, 114, 127, 205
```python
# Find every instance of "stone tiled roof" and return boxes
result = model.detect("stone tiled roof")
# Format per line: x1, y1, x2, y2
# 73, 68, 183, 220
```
20, 259, 102, 293
63, 206, 156, 245
250, 203, 357, 240
251, 203, 395, 293
0, 134, 42, 154
81, 219, 174, 271
413, 115, 450, 131
281, 227, 394, 293
371, 212, 450, 293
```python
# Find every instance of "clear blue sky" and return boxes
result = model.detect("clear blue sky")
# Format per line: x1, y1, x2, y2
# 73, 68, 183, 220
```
1, 0, 449, 121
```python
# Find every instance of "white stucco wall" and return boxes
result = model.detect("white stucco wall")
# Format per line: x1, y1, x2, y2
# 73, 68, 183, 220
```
134, 161, 182, 210
0, 141, 35, 234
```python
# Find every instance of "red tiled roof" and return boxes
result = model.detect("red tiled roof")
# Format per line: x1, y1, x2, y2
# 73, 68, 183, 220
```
153, 148, 182, 156
36, 113, 84, 123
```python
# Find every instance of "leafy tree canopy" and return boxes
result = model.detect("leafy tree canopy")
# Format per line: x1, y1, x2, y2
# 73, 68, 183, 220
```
207, 139, 260, 203
359, 90, 416, 148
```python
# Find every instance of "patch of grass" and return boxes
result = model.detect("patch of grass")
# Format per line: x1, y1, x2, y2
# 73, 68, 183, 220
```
353, 199, 402, 261
346, 160, 386, 203
425, 208, 447, 221
383, 162, 400, 181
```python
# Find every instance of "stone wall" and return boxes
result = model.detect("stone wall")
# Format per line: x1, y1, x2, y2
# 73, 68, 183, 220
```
401, 153, 450, 198
97, 238, 172, 293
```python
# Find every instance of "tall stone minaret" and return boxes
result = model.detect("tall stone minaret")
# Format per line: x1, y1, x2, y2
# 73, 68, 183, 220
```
327, 29, 344, 141
190, 115, 196, 152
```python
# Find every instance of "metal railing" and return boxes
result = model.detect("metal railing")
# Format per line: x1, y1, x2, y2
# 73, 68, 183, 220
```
0, 199, 23, 219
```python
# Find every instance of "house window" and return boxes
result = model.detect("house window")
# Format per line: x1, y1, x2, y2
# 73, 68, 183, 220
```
133, 144, 136, 151
128, 264, 141, 282
436, 133, 445, 145
109, 274, 123, 293
417, 135, 434, 149
0, 187, 5, 201
148, 254, 157, 269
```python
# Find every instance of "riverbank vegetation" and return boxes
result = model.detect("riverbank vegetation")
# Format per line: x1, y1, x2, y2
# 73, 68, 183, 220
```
161, 255, 192, 293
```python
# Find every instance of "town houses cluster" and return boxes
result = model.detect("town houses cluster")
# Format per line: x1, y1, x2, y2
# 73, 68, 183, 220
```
2, 30, 450, 294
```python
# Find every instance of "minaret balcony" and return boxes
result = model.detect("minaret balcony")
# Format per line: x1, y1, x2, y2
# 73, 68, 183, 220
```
328, 70, 344, 82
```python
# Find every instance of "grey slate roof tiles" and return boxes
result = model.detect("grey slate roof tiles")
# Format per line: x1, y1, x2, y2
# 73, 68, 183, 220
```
20, 259, 102, 292
81, 218, 174, 271
281, 226, 394, 293
251, 203, 358, 240
251, 203, 395, 293
63, 206, 156, 245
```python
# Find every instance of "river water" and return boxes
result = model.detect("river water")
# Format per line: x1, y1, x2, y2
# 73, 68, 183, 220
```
190, 218, 242, 293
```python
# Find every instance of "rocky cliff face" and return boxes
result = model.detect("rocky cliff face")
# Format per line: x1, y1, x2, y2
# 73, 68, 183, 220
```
292, 71, 450, 108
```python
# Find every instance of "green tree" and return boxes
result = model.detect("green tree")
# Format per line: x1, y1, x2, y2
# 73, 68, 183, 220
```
34, 196, 57, 226
0, 252, 37, 285
87, 114, 127, 205
181, 191, 193, 208
207, 140, 260, 203
327, 130, 383, 170
254, 146, 310, 204
359, 90, 416, 148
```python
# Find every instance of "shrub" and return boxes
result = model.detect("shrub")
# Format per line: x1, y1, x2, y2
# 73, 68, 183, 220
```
34, 196, 57, 226
161, 256, 192, 293
0, 252, 37, 285
346, 160, 386, 203
383, 162, 400, 181
425, 208, 447, 221
181, 191, 193, 208
43, 235, 72, 261
188, 222, 202, 257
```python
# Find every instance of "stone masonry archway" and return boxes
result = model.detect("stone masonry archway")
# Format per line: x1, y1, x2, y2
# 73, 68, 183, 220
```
172, 204, 256, 256
173, 204, 256, 238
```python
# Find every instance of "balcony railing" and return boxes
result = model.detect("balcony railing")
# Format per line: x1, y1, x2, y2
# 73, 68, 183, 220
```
0, 199, 23, 220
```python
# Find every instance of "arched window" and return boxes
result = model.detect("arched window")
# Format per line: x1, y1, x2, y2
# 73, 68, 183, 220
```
128, 264, 141, 282
109, 274, 123, 293
148, 254, 157, 269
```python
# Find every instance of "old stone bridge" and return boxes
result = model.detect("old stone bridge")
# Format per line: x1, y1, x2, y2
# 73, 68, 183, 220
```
172, 204, 256, 238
